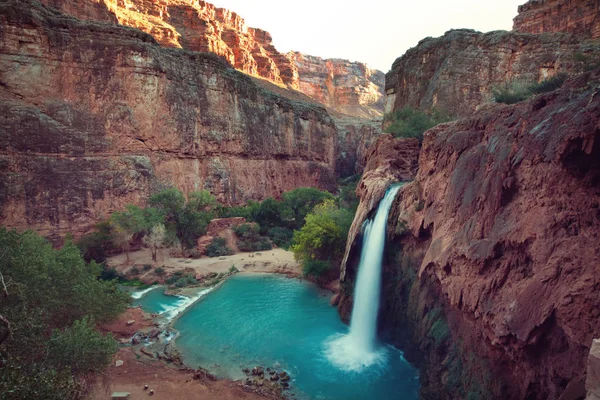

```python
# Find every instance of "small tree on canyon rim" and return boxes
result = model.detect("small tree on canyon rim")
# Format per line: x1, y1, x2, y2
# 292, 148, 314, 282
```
143, 223, 167, 262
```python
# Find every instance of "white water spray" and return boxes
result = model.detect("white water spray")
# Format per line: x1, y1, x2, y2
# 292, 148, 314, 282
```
326, 184, 402, 372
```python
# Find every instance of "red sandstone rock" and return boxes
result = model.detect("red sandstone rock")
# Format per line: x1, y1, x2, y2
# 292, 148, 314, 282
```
0, 0, 337, 242
385, 28, 599, 117
588, 339, 600, 400
343, 71, 600, 399
339, 134, 420, 280
514, 0, 600, 39
289, 52, 385, 118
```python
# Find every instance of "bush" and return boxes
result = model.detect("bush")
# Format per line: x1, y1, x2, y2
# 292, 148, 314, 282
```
493, 74, 569, 104
291, 199, 354, 277
154, 267, 166, 275
76, 220, 115, 263
205, 237, 234, 257
129, 266, 140, 275
302, 259, 332, 278
267, 227, 294, 249
234, 223, 273, 252
384, 107, 452, 142
143, 264, 152, 271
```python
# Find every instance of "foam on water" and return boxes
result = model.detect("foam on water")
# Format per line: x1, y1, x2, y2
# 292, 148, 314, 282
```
130, 286, 158, 299
160, 287, 214, 323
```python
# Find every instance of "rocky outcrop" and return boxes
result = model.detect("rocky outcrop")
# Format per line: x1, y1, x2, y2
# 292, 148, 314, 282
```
341, 70, 600, 399
333, 116, 382, 178
385, 28, 598, 117
290, 52, 385, 118
37, 0, 384, 118
588, 339, 600, 400
338, 134, 420, 283
196, 217, 246, 254
39, 0, 300, 88
514, 0, 600, 39
0, 0, 337, 242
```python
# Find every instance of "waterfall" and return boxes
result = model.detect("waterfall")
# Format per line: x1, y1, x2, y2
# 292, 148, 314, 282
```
325, 184, 402, 372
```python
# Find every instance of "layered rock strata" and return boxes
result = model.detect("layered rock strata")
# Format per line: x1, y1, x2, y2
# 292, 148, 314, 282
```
290, 52, 385, 118
0, 0, 337, 242
514, 0, 600, 39
340, 70, 600, 399
37, 0, 385, 118
385, 28, 598, 117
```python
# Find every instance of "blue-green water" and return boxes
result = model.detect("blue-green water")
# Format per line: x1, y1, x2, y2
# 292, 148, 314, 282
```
162, 274, 420, 400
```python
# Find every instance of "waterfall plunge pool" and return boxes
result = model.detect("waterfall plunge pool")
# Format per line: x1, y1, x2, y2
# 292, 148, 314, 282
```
136, 274, 419, 400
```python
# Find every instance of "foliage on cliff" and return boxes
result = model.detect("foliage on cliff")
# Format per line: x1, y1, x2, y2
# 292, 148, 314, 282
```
384, 107, 453, 142
0, 228, 130, 399
492, 73, 568, 104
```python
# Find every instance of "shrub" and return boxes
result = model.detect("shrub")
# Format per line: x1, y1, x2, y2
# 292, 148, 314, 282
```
267, 227, 294, 249
154, 267, 166, 275
143, 264, 152, 271
229, 265, 239, 273
205, 237, 234, 257
528, 73, 568, 94
384, 107, 452, 142
302, 259, 332, 278
234, 223, 273, 252
76, 220, 115, 263
129, 266, 140, 275
493, 74, 569, 104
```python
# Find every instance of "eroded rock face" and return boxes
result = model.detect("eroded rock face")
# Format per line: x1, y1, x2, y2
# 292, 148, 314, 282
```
290, 52, 385, 118
385, 28, 597, 117
37, 0, 384, 118
338, 134, 420, 282
588, 339, 600, 400
333, 116, 382, 178
342, 71, 600, 399
0, 0, 337, 242
514, 0, 600, 39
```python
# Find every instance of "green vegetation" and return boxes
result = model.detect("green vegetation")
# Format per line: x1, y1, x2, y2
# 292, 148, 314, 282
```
492, 73, 569, 104
384, 107, 453, 142
205, 237, 234, 257
233, 223, 272, 252
575, 52, 600, 72
0, 228, 130, 399
291, 199, 354, 279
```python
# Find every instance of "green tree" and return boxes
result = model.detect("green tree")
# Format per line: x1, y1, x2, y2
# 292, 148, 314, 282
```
282, 187, 333, 230
254, 198, 284, 234
291, 199, 353, 278
0, 228, 129, 399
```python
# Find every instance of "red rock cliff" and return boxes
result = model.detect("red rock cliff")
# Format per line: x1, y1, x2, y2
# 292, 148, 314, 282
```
385, 28, 598, 117
0, 0, 337, 242
341, 70, 600, 399
37, 0, 384, 119
290, 52, 385, 118
514, 0, 600, 39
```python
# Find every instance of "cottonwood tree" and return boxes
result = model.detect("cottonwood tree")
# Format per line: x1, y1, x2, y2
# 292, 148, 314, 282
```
143, 223, 167, 262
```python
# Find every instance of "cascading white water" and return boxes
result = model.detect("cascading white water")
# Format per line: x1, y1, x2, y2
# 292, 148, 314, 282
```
325, 184, 402, 371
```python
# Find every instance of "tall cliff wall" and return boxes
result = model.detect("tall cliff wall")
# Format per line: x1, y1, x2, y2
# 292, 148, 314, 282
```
290, 52, 385, 118
340, 70, 600, 399
38, 0, 384, 118
514, 0, 600, 39
384, 28, 597, 117
0, 0, 337, 242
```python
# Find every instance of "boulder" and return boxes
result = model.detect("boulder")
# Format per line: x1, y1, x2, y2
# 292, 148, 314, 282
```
587, 339, 600, 400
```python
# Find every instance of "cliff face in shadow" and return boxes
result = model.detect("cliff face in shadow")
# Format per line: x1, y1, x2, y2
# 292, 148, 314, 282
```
0, 0, 338, 242
339, 70, 600, 399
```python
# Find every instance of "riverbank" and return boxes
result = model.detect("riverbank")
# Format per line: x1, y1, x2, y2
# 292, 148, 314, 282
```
107, 248, 301, 282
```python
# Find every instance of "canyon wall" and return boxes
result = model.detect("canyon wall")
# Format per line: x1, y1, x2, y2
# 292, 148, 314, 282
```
384, 28, 597, 117
290, 52, 385, 118
0, 0, 337, 242
340, 71, 600, 399
38, 0, 384, 118
514, 0, 600, 39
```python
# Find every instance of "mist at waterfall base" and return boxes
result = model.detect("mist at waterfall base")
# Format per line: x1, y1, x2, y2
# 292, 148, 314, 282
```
325, 184, 402, 372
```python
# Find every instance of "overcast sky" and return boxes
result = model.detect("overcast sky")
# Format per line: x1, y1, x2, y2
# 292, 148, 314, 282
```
210, 0, 526, 72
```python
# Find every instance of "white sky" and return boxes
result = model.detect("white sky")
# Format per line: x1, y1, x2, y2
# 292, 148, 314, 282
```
210, 0, 526, 72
